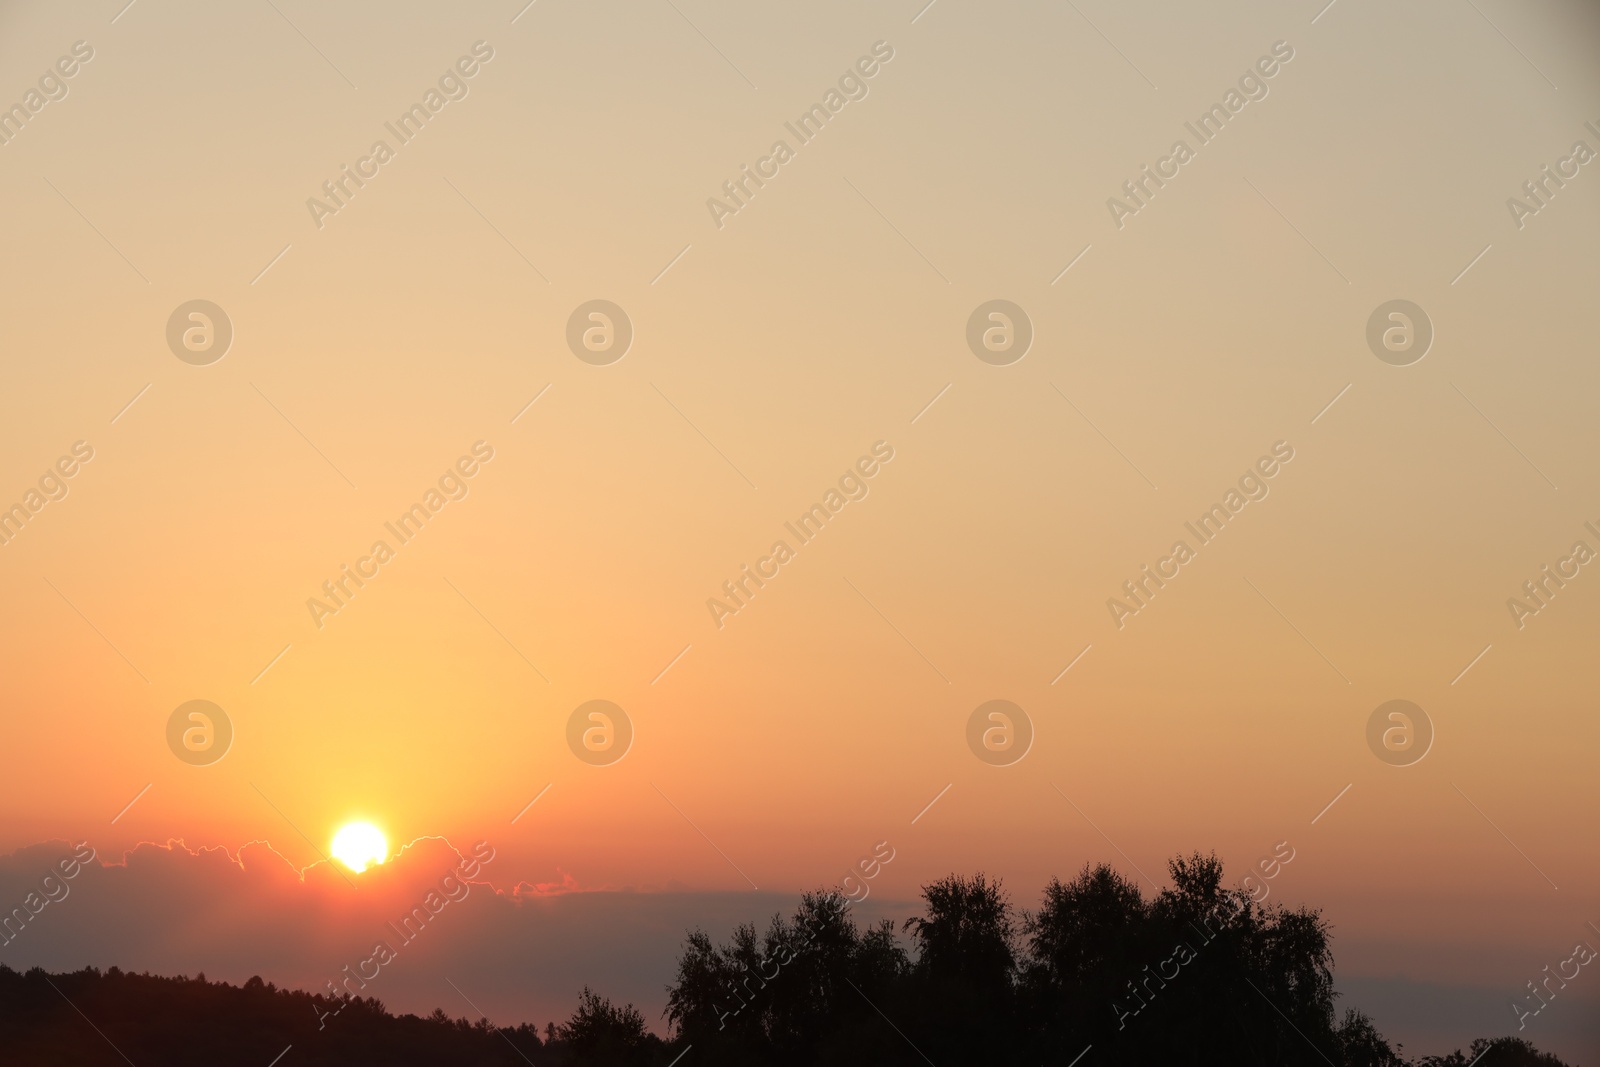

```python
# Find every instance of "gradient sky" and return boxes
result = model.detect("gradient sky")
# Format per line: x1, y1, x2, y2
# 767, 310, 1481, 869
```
0, 0, 1597, 1061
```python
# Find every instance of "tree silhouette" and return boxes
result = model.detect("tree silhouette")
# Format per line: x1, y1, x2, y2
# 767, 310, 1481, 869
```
664, 853, 1578, 1067
552, 986, 658, 1067
901, 872, 1017, 1061
1417, 1037, 1575, 1067
665, 889, 911, 1067
0, 853, 1578, 1066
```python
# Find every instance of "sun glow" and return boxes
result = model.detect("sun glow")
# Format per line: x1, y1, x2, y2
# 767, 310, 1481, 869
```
331, 822, 388, 873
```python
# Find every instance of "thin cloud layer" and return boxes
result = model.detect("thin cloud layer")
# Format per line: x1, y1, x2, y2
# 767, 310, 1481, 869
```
4, 840, 1592, 1058
0, 838, 801, 1029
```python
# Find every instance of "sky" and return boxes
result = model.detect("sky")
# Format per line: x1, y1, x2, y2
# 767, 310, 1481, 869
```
0, 0, 1597, 1061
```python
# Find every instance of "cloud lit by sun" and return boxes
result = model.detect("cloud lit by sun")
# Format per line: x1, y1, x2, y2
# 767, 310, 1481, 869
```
331, 822, 388, 873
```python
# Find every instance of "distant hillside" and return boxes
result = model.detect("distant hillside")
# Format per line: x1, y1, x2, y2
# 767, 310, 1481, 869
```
0, 965, 565, 1067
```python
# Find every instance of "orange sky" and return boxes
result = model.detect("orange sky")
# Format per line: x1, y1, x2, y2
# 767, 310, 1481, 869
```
0, 0, 1597, 1059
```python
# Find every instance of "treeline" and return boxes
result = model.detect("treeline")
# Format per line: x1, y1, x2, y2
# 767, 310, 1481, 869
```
0, 853, 1573, 1066
663, 853, 1569, 1067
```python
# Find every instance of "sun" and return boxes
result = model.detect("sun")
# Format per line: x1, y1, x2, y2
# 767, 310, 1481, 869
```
331, 822, 388, 873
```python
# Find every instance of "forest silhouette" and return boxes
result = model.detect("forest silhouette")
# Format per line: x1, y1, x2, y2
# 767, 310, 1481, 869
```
0, 852, 1572, 1066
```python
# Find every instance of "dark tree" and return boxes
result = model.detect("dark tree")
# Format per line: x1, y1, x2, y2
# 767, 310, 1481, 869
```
1023, 861, 1149, 1049
902, 872, 1019, 1061
552, 986, 658, 1067
665, 890, 911, 1067
0, 853, 1578, 1067
661, 852, 1576, 1067
1417, 1037, 1576, 1067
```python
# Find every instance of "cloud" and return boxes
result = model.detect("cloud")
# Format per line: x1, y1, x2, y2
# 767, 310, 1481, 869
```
0, 838, 807, 1030
13, 839, 1584, 1062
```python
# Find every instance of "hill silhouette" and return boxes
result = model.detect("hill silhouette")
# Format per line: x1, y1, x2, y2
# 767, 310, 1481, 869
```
0, 852, 1570, 1066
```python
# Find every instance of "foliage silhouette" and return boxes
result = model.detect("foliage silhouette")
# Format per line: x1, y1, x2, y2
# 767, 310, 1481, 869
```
0, 852, 1575, 1066
665, 852, 1576, 1067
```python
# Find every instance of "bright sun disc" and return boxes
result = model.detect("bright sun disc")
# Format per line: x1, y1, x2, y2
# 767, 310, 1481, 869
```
331, 822, 388, 873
